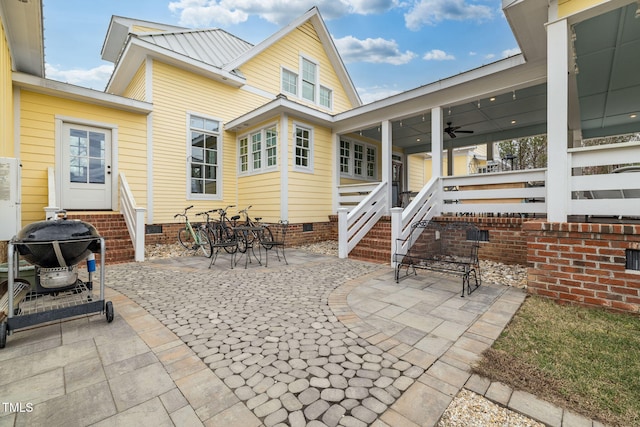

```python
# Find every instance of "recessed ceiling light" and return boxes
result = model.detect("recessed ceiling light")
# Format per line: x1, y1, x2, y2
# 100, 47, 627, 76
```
416, 138, 421, 142
511, 120, 517, 124
631, 114, 637, 119
490, 97, 496, 102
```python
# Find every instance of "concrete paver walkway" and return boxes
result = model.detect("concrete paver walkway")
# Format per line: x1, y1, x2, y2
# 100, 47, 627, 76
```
0, 249, 595, 426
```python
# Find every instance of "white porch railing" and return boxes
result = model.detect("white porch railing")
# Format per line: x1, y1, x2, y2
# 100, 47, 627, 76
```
440, 169, 547, 215
338, 181, 387, 258
337, 182, 381, 208
119, 172, 146, 262
569, 140, 640, 217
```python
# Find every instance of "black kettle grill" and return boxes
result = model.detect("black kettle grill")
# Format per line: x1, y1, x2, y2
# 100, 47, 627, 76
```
13, 214, 101, 293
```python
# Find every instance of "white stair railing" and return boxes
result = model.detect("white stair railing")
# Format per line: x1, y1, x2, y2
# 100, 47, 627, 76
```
391, 177, 441, 265
119, 172, 146, 262
338, 181, 387, 258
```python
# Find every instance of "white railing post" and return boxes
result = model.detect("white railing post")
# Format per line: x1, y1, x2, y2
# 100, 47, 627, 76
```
338, 207, 348, 259
44, 167, 60, 220
119, 172, 147, 262
390, 207, 403, 266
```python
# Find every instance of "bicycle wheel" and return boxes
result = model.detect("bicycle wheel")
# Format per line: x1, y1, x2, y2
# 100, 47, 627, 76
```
197, 228, 213, 258
178, 227, 194, 249
236, 229, 248, 253
220, 225, 237, 254
260, 226, 275, 249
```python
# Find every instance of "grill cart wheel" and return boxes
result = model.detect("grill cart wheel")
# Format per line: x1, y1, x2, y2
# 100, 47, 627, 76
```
105, 301, 114, 323
0, 322, 7, 348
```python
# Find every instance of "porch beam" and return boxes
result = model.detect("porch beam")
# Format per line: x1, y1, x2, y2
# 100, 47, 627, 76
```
381, 120, 392, 213
546, 18, 570, 222
431, 107, 443, 178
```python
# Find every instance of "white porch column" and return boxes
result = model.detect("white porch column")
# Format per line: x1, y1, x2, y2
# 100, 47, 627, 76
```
381, 120, 392, 213
547, 19, 570, 222
431, 107, 443, 179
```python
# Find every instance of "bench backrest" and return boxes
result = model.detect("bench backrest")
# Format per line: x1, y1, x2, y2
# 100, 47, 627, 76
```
404, 220, 480, 262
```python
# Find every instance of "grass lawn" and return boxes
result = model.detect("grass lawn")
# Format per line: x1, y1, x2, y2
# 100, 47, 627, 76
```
472, 296, 640, 426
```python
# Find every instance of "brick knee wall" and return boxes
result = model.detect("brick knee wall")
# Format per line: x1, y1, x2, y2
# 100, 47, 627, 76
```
524, 221, 640, 313
145, 220, 337, 248
436, 216, 528, 265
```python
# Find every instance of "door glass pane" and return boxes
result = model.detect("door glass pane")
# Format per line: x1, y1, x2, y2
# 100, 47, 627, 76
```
70, 157, 87, 183
89, 158, 105, 184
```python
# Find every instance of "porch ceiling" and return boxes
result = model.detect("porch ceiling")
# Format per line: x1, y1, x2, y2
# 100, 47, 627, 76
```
357, 2, 640, 154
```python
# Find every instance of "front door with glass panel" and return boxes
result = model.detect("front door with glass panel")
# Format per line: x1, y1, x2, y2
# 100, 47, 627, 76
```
62, 124, 112, 210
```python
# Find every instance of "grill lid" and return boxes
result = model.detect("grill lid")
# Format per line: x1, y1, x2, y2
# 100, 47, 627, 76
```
13, 218, 101, 268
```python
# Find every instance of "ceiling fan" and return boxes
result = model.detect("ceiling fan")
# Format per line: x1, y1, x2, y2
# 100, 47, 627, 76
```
444, 122, 474, 138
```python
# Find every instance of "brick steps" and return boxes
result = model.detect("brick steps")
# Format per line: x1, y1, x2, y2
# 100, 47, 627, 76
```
350, 217, 392, 264
66, 213, 134, 264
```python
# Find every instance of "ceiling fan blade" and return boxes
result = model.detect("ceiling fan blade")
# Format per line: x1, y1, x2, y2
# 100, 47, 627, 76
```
456, 130, 474, 134
446, 131, 457, 138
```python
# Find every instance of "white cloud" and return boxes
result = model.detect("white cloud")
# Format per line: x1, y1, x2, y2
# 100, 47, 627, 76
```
358, 85, 403, 104
405, 0, 493, 30
423, 49, 455, 61
168, 0, 399, 27
45, 63, 114, 90
484, 53, 496, 60
502, 47, 521, 57
334, 35, 416, 65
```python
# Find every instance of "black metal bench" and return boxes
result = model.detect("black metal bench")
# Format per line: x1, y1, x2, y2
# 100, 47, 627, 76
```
394, 220, 481, 297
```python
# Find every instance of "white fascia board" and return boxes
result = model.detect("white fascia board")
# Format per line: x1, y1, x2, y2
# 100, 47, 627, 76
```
12, 72, 153, 114
226, 96, 334, 132
107, 37, 246, 94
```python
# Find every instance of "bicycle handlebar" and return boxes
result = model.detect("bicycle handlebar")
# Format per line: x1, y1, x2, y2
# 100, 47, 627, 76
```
174, 205, 194, 219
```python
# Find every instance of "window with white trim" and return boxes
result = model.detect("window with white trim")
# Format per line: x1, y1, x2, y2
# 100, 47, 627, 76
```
340, 140, 350, 174
294, 125, 313, 171
301, 58, 317, 103
320, 86, 332, 109
189, 115, 220, 198
282, 68, 298, 96
238, 126, 278, 175
340, 138, 377, 180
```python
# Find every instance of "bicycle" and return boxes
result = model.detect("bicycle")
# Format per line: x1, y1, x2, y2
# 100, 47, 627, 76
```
202, 206, 238, 254
237, 205, 274, 250
174, 206, 213, 258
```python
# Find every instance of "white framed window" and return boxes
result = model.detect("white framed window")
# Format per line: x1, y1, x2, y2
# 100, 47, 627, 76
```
294, 124, 313, 172
282, 68, 298, 96
301, 57, 317, 103
340, 138, 377, 180
320, 86, 332, 109
340, 140, 350, 174
238, 125, 278, 175
188, 114, 220, 199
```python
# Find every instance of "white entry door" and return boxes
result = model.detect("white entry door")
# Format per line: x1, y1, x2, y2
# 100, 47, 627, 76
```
61, 124, 112, 210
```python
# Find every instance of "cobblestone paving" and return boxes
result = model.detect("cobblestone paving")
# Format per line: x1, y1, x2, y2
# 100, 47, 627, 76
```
105, 256, 425, 426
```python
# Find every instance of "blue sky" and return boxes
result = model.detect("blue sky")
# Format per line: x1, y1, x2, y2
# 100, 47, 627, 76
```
42, 0, 520, 104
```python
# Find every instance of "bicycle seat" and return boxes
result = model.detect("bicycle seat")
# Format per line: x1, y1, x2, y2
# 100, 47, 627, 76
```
231, 215, 240, 221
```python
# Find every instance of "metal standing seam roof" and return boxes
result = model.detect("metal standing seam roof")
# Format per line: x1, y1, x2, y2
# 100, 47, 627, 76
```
136, 29, 254, 68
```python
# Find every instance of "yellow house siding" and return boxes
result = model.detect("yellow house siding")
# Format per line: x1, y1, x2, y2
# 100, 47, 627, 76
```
239, 21, 354, 113
236, 118, 282, 222
407, 154, 426, 191
132, 25, 165, 33
0, 19, 12, 157
558, 0, 603, 18
122, 62, 146, 101
287, 119, 333, 223
151, 61, 270, 223
18, 90, 147, 225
